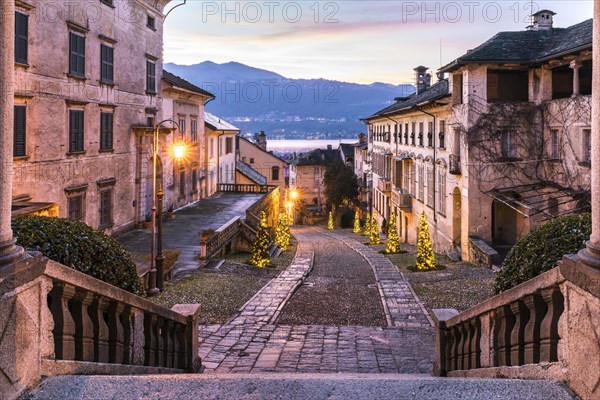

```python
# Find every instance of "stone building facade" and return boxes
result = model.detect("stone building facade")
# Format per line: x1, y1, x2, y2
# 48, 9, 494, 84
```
365, 11, 593, 261
12, 0, 173, 234
204, 112, 238, 196
237, 135, 289, 194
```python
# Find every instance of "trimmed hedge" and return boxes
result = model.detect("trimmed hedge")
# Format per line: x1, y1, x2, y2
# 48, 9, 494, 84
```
494, 213, 591, 293
12, 216, 144, 296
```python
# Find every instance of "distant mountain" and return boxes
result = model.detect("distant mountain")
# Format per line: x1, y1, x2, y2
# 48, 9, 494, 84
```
164, 61, 414, 139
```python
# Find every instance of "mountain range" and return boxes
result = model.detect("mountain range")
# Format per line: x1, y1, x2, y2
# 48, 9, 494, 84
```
164, 61, 415, 140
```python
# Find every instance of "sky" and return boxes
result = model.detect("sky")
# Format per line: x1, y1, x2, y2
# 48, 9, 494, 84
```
163, 1, 594, 85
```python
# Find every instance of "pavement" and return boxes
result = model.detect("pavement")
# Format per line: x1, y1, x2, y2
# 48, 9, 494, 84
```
117, 192, 263, 277
198, 226, 434, 374
25, 373, 576, 400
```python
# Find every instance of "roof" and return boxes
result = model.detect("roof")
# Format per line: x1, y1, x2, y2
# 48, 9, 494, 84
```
339, 143, 356, 158
238, 136, 289, 165
204, 112, 239, 132
162, 70, 215, 99
364, 79, 450, 120
236, 160, 267, 185
440, 18, 592, 72
293, 148, 339, 167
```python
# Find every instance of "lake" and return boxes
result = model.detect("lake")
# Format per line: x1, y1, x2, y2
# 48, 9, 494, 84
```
266, 139, 357, 153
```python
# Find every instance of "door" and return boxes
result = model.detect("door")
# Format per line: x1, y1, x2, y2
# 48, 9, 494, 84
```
452, 187, 462, 248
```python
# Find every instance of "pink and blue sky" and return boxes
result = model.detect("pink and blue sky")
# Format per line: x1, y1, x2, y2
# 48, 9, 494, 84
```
164, 1, 593, 85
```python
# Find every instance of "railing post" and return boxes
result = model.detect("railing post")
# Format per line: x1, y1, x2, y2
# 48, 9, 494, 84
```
171, 304, 202, 372
90, 295, 110, 363
72, 288, 95, 361
539, 286, 564, 362
48, 282, 76, 360
523, 292, 544, 364
121, 305, 134, 365
509, 300, 529, 366
144, 313, 158, 366
107, 300, 125, 364
432, 309, 458, 376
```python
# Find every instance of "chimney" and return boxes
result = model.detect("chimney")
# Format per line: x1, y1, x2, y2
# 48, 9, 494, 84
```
257, 130, 267, 150
327, 144, 332, 150
414, 66, 431, 94
528, 10, 556, 30
358, 132, 366, 144
436, 71, 445, 82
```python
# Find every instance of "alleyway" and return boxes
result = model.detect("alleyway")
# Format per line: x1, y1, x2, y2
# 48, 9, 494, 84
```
199, 226, 434, 374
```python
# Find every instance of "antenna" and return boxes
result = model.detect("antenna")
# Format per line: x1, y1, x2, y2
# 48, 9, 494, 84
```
439, 38, 442, 68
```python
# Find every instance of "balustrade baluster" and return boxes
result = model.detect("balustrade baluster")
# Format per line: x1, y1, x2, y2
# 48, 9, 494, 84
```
523, 292, 544, 364
509, 300, 529, 366
461, 322, 470, 369
107, 301, 125, 364
472, 317, 481, 368
48, 282, 76, 360
539, 286, 564, 362
121, 306, 133, 365
176, 323, 188, 369
495, 306, 507, 366
156, 317, 164, 366
144, 313, 157, 366
72, 288, 94, 361
90, 295, 110, 363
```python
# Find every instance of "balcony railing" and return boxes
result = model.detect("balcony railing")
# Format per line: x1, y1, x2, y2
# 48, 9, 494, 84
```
392, 188, 412, 212
378, 179, 392, 193
449, 154, 461, 175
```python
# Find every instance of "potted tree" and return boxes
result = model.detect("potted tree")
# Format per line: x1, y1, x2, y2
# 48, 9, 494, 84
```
166, 204, 174, 219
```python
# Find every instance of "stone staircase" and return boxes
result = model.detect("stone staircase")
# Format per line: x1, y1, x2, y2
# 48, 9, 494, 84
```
23, 373, 576, 400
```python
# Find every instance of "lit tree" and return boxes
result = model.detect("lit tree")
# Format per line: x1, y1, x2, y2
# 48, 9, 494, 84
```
327, 211, 334, 230
416, 212, 436, 271
250, 211, 271, 268
370, 215, 380, 245
385, 213, 400, 254
353, 211, 361, 233
275, 214, 291, 251
363, 213, 371, 236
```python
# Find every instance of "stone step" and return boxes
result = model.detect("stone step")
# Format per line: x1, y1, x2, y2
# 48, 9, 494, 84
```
24, 373, 575, 400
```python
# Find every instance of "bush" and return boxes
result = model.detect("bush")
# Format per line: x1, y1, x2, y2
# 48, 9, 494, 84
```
494, 213, 591, 293
12, 216, 145, 296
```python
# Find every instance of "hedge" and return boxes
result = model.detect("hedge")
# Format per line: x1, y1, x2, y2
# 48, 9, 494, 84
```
494, 213, 591, 293
12, 216, 144, 296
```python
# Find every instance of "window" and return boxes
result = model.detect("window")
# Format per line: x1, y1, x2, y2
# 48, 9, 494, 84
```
580, 60, 592, 96
428, 121, 434, 147
437, 169, 446, 216
147, 15, 156, 30
487, 70, 529, 102
501, 131, 515, 158
550, 129, 559, 159
250, 158, 255, 164
453, 73, 463, 105
548, 198, 559, 217
552, 66, 573, 99
100, 0, 114, 5
15, 12, 28, 64
178, 118, 186, 135
100, 112, 113, 150
68, 194, 85, 221
225, 137, 233, 154
179, 170, 185, 197
99, 189, 113, 228
146, 60, 156, 93
191, 119, 198, 142
404, 123, 409, 144
209, 138, 214, 158
191, 170, 198, 193
100, 44, 114, 83
418, 123, 424, 146
403, 161, 412, 195
69, 110, 85, 153
13, 105, 26, 157
272, 166, 280, 181
411, 122, 416, 145
69, 32, 86, 77
426, 166, 434, 208
439, 120, 446, 149
582, 129, 591, 163
417, 165, 424, 202
393, 160, 402, 189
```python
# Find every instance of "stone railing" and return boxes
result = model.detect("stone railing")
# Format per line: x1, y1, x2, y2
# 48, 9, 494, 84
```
0, 254, 201, 400
199, 217, 241, 260
433, 260, 600, 400
246, 186, 280, 230
218, 183, 276, 193
468, 237, 500, 268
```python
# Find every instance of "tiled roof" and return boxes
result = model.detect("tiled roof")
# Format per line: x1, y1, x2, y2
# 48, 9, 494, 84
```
365, 79, 450, 119
339, 143, 356, 158
440, 19, 592, 71
204, 112, 239, 131
162, 70, 215, 98
293, 148, 338, 167
236, 161, 267, 185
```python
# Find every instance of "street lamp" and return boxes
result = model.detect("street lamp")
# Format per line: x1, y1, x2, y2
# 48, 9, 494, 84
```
289, 189, 299, 223
147, 119, 185, 296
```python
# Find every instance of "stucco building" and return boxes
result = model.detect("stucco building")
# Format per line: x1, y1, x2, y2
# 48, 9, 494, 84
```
236, 134, 289, 194
204, 112, 238, 196
11, 0, 174, 234
365, 11, 592, 261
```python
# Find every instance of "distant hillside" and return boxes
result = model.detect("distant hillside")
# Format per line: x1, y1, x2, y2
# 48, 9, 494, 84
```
164, 61, 414, 139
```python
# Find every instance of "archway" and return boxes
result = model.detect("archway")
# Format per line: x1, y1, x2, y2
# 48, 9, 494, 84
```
452, 187, 461, 249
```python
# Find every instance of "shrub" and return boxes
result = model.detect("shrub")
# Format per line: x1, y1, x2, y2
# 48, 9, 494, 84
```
12, 216, 145, 296
494, 213, 591, 293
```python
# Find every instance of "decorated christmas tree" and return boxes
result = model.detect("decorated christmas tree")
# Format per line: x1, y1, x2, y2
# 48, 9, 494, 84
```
327, 211, 334, 230
416, 211, 436, 270
250, 211, 271, 268
353, 211, 361, 233
363, 213, 371, 236
370, 215, 380, 245
385, 213, 400, 254
275, 214, 291, 251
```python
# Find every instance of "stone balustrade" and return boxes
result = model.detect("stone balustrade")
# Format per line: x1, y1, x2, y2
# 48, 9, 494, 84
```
218, 183, 275, 193
433, 261, 600, 400
200, 217, 241, 260
0, 254, 201, 400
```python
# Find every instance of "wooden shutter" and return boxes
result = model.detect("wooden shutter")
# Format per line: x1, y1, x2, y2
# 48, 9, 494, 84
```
14, 106, 26, 157
15, 13, 28, 64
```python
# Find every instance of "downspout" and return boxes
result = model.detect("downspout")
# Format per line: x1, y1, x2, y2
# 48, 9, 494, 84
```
217, 131, 225, 190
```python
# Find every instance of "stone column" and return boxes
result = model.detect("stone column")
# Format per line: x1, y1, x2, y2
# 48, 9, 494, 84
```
570, 60, 582, 97
0, 1, 24, 268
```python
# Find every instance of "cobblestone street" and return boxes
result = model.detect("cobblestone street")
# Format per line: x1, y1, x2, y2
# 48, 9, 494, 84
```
199, 226, 434, 374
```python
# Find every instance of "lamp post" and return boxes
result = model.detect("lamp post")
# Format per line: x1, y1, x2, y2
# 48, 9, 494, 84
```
147, 119, 185, 296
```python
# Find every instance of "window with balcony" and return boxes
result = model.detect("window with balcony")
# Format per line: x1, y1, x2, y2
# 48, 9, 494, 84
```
487, 69, 528, 102
552, 66, 573, 100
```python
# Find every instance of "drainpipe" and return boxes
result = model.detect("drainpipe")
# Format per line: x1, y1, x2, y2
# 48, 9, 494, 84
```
217, 131, 225, 191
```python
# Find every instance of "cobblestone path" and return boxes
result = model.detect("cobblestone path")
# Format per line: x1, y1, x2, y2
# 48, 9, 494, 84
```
198, 226, 434, 374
